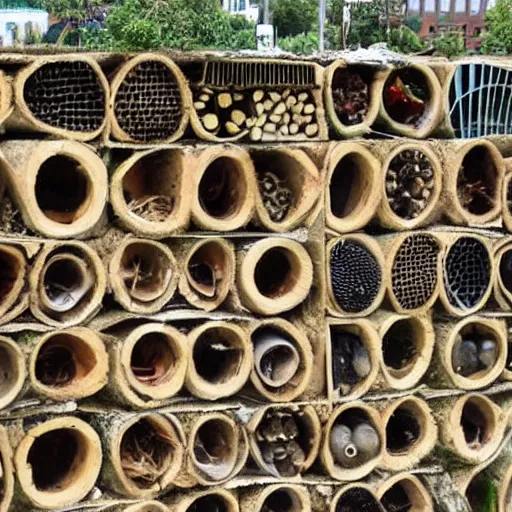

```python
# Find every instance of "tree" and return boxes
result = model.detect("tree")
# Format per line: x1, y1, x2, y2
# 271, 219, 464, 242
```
482, 0, 512, 54
40, 0, 103, 20
256, 0, 317, 37
82, 0, 256, 51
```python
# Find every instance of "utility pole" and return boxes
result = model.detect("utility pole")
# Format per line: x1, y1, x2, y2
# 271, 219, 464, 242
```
263, 0, 270, 24
319, 0, 326, 50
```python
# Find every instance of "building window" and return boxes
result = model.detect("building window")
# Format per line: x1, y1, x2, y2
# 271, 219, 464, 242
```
471, 0, 481, 11
440, 0, 451, 13
407, 0, 420, 12
425, 0, 436, 12
240, 0, 246, 9
455, 0, 465, 12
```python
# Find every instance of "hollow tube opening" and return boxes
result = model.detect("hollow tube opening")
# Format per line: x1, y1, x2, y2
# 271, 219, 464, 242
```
261, 489, 302, 512
186, 495, 230, 512
334, 487, 382, 512
198, 157, 246, 220
0, 248, 23, 306
0, 344, 22, 406
382, 319, 420, 378
254, 248, 297, 299
460, 399, 493, 450
385, 404, 422, 455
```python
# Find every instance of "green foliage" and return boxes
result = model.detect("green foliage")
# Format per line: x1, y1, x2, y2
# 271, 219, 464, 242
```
345, 0, 387, 48
388, 25, 426, 53
404, 15, 422, 34
482, 0, 512, 54
432, 31, 465, 57
269, 0, 317, 37
278, 31, 318, 54
41, 0, 102, 20
82, 0, 256, 51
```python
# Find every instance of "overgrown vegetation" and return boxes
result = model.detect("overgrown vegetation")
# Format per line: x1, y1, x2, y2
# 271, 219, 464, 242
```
482, 0, 512, 54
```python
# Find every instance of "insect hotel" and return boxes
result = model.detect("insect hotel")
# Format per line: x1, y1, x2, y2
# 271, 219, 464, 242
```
0, 48, 509, 512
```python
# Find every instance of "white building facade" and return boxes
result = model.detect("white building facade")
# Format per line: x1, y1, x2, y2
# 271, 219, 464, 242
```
0, 8, 48, 46
221, 0, 259, 21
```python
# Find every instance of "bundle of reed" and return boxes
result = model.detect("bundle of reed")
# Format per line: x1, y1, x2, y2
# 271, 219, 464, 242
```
90, 411, 184, 499
109, 53, 192, 144
103, 322, 187, 409
185, 321, 253, 401
29, 241, 107, 326
189, 59, 327, 142
249, 318, 313, 402
442, 139, 504, 226
12, 415, 102, 509
251, 147, 321, 232
7, 55, 108, 140
324, 61, 385, 138
326, 235, 386, 317
110, 148, 192, 237
378, 231, 442, 315
378, 396, 438, 471
237, 238, 314, 315
325, 143, 381, 234
439, 232, 494, 317
428, 316, 506, 390
0, 140, 108, 239
109, 238, 179, 315
321, 402, 384, 481
177, 411, 248, 487
247, 404, 321, 479
371, 311, 435, 391
240, 485, 310, 512
377, 63, 443, 139
326, 318, 380, 402
376, 473, 434, 512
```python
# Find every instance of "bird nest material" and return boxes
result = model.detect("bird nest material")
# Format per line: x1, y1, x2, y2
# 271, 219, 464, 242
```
330, 240, 381, 313
127, 195, 175, 223
35, 345, 76, 387
120, 419, 174, 487
130, 334, 174, 387
331, 68, 370, 126
385, 149, 435, 220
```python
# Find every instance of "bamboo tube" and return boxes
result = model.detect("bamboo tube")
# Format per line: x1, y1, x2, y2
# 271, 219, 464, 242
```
124, 502, 169, 512
324, 61, 384, 138
494, 241, 512, 311
380, 231, 442, 315
183, 412, 248, 486
329, 484, 384, 512
91, 412, 184, 499
0, 426, 14, 512
0, 244, 26, 320
109, 53, 192, 144
326, 235, 385, 317
499, 461, 512, 511
240, 484, 310, 512
436, 393, 506, 464
251, 147, 321, 232
28, 327, 108, 401
29, 241, 106, 327
247, 404, 321, 478
178, 238, 235, 312
326, 318, 380, 401
0, 335, 25, 409
0, 70, 12, 128
168, 489, 239, 512
379, 397, 438, 471
249, 318, 313, 402
237, 238, 313, 316
186, 321, 252, 401
13, 416, 102, 509
0, 140, 108, 239
374, 311, 435, 390
190, 146, 257, 231
376, 473, 434, 512
439, 233, 494, 316
377, 143, 443, 230
106, 323, 188, 408
325, 143, 381, 234
321, 402, 384, 481
503, 169, 512, 232
110, 148, 192, 237
430, 316, 506, 390
109, 238, 179, 314
443, 139, 504, 226
377, 63, 443, 139
8, 55, 108, 141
